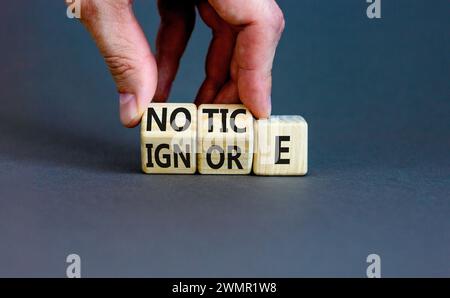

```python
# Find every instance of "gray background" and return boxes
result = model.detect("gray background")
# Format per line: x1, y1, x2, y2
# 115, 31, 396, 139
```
0, 0, 449, 277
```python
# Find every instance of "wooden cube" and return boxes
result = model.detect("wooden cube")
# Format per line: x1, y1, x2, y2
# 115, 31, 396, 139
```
253, 116, 308, 176
197, 104, 254, 174
141, 103, 197, 174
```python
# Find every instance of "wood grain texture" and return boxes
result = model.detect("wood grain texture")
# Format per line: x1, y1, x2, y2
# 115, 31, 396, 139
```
141, 103, 197, 174
197, 104, 254, 175
253, 116, 308, 176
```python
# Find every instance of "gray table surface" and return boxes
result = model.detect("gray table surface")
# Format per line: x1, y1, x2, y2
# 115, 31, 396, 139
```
0, 1, 449, 277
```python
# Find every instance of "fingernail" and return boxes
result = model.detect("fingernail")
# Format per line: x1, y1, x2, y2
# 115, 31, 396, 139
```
119, 93, 138, 127
266, 95, 272, 118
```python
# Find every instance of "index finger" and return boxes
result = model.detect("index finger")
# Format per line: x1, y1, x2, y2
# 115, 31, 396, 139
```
209, 0, 285, 118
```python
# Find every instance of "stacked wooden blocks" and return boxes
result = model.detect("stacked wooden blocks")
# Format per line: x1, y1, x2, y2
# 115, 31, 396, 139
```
141, 103, 308, 176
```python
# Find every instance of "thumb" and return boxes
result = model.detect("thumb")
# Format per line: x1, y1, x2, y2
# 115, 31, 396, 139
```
79, 0, 157, 127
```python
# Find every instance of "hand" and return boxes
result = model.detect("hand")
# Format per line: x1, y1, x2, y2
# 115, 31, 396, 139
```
74, 0, 285, 127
